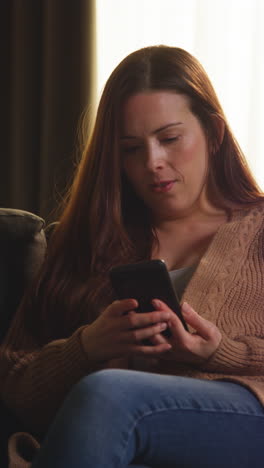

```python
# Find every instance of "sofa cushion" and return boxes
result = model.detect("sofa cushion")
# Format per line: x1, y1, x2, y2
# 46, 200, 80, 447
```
0, 208, 46, 343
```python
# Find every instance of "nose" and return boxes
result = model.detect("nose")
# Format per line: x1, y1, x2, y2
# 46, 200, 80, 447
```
144, 141, 166, 171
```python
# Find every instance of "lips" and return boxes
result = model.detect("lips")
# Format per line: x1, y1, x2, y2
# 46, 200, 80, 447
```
150, 179, 176, 193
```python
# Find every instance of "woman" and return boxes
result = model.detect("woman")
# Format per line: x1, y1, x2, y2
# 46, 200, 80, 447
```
1, 45, 264, 467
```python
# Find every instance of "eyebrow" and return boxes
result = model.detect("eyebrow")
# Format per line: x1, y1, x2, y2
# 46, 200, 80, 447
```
121, 122, 183, 140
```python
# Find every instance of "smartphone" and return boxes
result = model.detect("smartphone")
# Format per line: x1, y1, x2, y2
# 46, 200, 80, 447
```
109, 259, 188, 335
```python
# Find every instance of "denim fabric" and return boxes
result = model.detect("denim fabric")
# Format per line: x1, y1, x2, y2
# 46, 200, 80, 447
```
32, 369, 264, 468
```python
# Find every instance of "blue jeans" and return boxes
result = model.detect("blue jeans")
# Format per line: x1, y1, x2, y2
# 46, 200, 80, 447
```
32, 369, 264, 468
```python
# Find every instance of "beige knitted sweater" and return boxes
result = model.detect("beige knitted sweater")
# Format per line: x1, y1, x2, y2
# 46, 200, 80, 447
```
1, 203, 264, 437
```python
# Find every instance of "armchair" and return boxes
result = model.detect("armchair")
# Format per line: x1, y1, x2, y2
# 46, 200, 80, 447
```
0, 208, 47, 467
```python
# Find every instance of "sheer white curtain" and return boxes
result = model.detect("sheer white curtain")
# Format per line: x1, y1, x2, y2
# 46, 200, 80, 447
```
96, 0, 264, 189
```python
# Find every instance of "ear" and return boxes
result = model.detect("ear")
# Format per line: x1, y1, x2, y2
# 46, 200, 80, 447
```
210, 115, 225, 154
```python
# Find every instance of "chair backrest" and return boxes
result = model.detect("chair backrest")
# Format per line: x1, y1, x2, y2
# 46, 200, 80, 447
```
0, 208, 47, 343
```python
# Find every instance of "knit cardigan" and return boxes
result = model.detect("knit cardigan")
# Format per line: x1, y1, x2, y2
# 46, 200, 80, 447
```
1, 203, 264, 437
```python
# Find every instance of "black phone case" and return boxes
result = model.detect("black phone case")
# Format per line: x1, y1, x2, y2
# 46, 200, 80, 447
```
109, 259, 188, 332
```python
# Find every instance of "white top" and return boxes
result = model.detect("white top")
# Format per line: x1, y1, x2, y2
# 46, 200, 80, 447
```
169, 264, 197, 300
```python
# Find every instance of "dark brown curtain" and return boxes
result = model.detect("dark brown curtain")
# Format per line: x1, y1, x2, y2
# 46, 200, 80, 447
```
1, 0, 95, 222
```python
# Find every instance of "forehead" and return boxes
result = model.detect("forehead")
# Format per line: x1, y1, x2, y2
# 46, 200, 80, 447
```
121, 91, 192, 135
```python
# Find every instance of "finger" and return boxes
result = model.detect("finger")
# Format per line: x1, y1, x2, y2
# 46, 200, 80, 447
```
153, 299, 187, 339
131, 342, 172, 355
124, 309, 172, 329
181, 302, 220, 341
106, 299, 138, 317
150, 333, 168, 345
152, 298, 184, 332
152, 299, 184, 326
152, 298, 171, 312
126, 321, 169, 343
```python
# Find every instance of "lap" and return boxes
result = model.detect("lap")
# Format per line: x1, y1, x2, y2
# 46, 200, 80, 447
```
33, 370, 264, 468
74, 368, 263, 417
73, 370, 264, 467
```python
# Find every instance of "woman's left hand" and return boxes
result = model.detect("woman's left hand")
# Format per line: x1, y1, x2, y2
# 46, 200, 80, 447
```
150, 300, 222, 365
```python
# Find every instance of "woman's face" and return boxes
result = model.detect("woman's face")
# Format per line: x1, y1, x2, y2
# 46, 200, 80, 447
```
121, 91, 211, 221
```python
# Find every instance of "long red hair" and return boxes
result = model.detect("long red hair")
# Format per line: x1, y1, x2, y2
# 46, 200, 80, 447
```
25, 45, 263, 342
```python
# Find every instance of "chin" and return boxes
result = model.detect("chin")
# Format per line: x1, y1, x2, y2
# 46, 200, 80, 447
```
153, 207, 185, 221
155, 200, 196, 220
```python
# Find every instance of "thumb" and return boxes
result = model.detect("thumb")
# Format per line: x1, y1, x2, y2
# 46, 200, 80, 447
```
105, 299, 138, 316
181, 302, 215, 340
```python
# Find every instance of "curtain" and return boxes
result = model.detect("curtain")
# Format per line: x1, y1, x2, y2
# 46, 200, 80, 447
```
1, 0, 95, 222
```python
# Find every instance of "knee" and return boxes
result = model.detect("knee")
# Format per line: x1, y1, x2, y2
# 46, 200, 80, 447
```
66, 369, 133, 405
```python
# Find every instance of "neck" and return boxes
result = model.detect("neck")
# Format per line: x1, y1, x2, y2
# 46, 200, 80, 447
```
151, 186, 229, 229
153, 207, 228, 233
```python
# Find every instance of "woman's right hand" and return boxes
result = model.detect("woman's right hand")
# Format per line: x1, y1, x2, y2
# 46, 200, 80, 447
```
80, 299, 172, 363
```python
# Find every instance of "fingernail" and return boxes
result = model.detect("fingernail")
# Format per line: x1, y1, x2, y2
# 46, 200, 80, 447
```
129, 299, 138, 307
182, 302, 191, 314
152, 299, 161, 308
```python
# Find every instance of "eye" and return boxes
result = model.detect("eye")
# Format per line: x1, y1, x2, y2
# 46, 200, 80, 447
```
122, 145, 141, 154
162, 136, 180, 144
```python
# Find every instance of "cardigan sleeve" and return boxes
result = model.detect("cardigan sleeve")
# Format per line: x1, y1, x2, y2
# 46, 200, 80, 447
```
0, 314, 99, 436
202, 333, 264, 375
